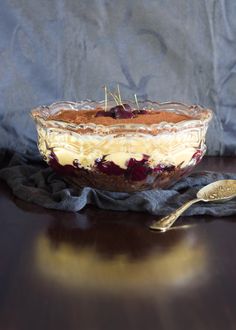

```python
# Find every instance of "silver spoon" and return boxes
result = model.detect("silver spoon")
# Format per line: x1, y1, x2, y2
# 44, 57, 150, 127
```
149, 179, 236, 232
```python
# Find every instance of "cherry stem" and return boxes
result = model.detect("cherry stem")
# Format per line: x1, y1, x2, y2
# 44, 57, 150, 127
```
108, 91, 120, 105
117, 84, 122, 104
104, 85, 108, 111
117, 84, 126, 110
134, 94, 140, 110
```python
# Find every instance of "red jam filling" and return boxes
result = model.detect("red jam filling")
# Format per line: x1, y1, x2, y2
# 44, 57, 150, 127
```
48, 150, 203, 182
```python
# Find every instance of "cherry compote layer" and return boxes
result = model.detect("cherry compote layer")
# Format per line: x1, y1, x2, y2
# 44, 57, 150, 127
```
48, 150, 203, 182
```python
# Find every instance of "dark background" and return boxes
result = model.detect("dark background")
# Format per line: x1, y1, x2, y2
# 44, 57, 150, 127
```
0, 0, 235, 155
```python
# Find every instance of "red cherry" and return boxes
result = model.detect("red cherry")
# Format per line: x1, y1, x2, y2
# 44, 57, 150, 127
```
96, 160, 125, 176
95, 104, 134, 119
48, 152, 76, 176
109, 105, 134, 119
126, 157, 152, 181
122, 104, 132, 112
132, 110, 147, 115
95, 110, 112, 118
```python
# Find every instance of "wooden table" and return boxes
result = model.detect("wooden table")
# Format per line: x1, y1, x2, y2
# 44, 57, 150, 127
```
0, 157, 236, 330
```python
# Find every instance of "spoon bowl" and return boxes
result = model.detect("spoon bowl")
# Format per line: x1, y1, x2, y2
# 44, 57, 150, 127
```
197, 180, 236, 202
150, 180, 236, 232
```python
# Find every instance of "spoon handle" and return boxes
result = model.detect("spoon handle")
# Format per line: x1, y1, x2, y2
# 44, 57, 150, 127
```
149, 198, 201, 232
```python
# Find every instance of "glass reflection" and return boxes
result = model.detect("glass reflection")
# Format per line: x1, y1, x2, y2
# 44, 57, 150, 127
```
34, 215, 208, 295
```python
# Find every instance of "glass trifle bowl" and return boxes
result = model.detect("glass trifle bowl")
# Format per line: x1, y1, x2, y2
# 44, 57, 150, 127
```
31, 100, 212, 192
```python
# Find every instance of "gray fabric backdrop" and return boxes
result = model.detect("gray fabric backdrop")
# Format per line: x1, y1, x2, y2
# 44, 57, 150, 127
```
0, 0, 235, 155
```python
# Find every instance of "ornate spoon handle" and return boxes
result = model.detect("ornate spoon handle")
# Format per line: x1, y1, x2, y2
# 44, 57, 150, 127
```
149, 198, 201, 232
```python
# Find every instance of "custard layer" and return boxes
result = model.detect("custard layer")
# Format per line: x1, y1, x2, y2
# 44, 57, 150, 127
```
38, 127, 202, 169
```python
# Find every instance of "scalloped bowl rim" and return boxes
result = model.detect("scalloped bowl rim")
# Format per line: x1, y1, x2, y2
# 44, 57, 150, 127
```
31, 100, 213, 131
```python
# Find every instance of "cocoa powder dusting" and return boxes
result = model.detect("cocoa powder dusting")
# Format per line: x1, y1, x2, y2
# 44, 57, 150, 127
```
48, 109, 193, 126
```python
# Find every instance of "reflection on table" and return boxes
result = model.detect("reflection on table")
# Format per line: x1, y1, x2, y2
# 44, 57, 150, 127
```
34, 218, 208, 296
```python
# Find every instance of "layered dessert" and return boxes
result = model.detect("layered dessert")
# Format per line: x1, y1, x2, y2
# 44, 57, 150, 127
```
32, 100, 212, 192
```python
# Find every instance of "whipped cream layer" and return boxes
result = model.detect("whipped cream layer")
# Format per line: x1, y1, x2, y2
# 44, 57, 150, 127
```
38, 127, 205, 169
